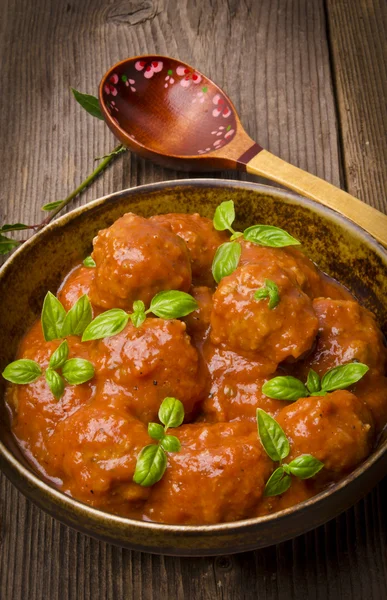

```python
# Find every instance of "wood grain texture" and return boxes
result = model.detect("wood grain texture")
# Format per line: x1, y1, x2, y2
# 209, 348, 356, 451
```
0, 0, 386, 599
326, 0, 387, 210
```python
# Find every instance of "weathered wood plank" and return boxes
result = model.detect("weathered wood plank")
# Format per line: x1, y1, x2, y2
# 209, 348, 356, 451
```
326, 0, 387, 209
0, 0, 386, 599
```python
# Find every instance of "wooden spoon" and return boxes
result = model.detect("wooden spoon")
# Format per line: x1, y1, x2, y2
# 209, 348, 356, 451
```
99, 55, 387, 247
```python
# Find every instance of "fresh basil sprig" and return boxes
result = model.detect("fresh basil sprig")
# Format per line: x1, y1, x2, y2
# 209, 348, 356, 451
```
83, 255, 96, 268
82, 290, 198, 341
41, 292, 93, 341
133, 397, 184, 487
2, 339, 94, 401
254, 279, 280, 309
243, 225, 300, 247
257, 409, 324, 497
212, 242, 241, 283
262, 362, 369, 403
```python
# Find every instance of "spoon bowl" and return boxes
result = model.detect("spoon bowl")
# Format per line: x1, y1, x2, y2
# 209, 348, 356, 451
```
100, 55, 387, 246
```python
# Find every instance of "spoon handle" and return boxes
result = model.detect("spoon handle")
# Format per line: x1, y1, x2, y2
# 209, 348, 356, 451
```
243, 149, 387, 248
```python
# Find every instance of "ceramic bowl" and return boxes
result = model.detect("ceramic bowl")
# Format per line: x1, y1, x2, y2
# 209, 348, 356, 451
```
0, 179, 386, 556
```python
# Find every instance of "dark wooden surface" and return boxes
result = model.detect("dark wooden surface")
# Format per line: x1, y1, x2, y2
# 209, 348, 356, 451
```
0, 0, 386, 598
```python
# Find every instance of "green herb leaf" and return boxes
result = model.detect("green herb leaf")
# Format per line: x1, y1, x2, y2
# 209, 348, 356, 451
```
213, 200, 235, 231
243, 225, 300, 247
211, 241, 241, 284
71, 88, 104, 120
262, 376, 308, 402
83, 255, 96, 268
149, 291, 198, 319
49, 340, 69, 370
130, 311, 146, 327
45, 368, 65, 399
286, 454, 324, 479
320, 362, 369, 392
41, 200, 63, 211
160, 435, 181, 453
257, 409, 290, 462
62, 358, 95, 385
306, 369, 321, 394
62, 295, 93, 337
158, 397, 185, 430
0, 234, 20, 255
41, 292, 67, 341
81, 309, 129, 341
133, 444, 167, 487
254, 279, 280, 309
148, 422, 165, 441
2, 359, 42, 384
0, 223, 29, 233
133, 300, 145, 313
264, 467, 292, 497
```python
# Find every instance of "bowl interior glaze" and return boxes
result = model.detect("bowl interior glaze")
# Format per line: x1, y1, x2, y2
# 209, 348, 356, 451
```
0, 180, 386, 556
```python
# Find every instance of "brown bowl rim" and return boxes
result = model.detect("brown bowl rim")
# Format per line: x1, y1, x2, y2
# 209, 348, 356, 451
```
0, 178, 386, 535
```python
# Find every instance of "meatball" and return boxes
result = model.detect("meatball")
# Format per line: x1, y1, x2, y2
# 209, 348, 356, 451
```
90, 318, 207, 423
57, 264, 99, 312
200, 341, 284, 422
8, 320, 95, 468
142, 421, 273, 524
150, 213, 228, 286
277, 390, 375, 476
238, 241, 323, 298
353, 371, 387, 433
210, 263, 318, 363
297, 298, 387, 378
255, 477, 317, 517
48, 402, 151, 515
89, 213, 192, 310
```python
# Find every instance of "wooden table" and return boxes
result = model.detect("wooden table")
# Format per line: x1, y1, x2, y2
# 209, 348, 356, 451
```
0, 1, 386, 598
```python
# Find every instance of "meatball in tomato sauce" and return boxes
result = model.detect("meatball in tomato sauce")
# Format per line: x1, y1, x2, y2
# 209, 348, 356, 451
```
90, 318, 207, 423
89, 213, 192, 310
143, 421, 273, 524
150, 213, 228, 286
210, 263, 318, 363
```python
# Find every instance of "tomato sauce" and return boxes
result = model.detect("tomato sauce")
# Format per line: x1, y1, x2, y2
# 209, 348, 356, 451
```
5, 212, 387, 524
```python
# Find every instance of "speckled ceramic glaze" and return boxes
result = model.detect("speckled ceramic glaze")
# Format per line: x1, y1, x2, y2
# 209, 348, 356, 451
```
0, 180, 386, 556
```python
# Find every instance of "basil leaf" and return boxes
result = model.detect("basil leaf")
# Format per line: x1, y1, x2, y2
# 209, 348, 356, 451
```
254, 279, 280, 310
0, 223, 29, 232
158, 397, 185, 430
286, 454, 324, 479
257, 409, 290, 462
130, 311, 146, 327
262, 376, 308, 402
71, 88, 104, 120
148, 422, 165, 441
0, 234, 20, 255
213, 200, 235, 231
243, 225, 300, 247
45, 368, 65, 400
41, 292, 67, 341
133, 300, 145, 313
230, 231, 243, 241
62, 295, 93, 337
83, 255, 96, 268
82, 309, 129, 341
41, 200, 63, 211
133, 444, 167, 487
2, 359, 42, 384
160, 435, 181, 453
149, 291, 198, 319
264, 467, 292, 497
49, 340, 69, 370
321, 362, 369, 392
211, 241, 241, 284
306, 369, 321, 394
62, 358, 95, 385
